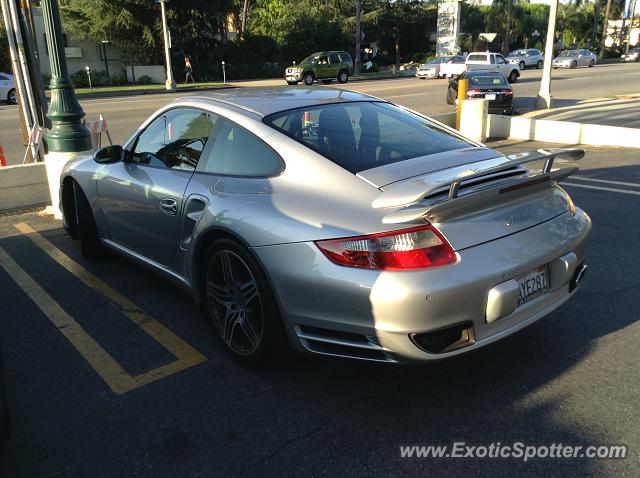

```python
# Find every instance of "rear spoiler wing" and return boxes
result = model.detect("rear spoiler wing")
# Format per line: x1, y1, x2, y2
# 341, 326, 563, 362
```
375, 148, 584, 224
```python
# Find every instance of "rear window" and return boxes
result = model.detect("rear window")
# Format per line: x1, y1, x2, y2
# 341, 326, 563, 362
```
467, 54, 486, 62
468, 74, 508, 86
264, 102, 472, 173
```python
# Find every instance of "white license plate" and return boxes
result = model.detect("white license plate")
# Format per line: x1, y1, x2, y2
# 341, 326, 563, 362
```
485, 94, 496, 100
286, 76, 296, 81
517, 265, 548, 305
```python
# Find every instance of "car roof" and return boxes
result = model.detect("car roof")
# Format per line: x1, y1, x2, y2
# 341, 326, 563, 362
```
187, 87, 380, 117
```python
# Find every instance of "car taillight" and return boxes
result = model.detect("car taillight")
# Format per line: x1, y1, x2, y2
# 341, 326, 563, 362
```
315, 225, 457, 270
501, 89, 513, 96
467, 89, 481, 96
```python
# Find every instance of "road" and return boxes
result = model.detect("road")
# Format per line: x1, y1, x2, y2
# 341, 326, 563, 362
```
1, 140, 639, 477
0, 62, 639, 165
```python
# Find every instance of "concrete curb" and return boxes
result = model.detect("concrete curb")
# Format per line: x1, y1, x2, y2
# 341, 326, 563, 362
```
486, 114, 640, 148
0, 163, 50, 211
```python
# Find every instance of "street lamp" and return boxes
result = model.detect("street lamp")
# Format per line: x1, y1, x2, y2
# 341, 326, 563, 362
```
156, 0, 176, 91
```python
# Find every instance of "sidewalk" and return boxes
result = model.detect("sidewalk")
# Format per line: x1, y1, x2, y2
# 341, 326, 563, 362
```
522, 96, 640, 129
69, 70, 416, 100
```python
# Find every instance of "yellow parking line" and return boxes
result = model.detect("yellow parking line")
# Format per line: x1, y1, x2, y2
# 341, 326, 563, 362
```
2, 222, 207, 394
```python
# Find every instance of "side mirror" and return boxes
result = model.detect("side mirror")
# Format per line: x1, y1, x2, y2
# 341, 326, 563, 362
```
93, 145, 124, 164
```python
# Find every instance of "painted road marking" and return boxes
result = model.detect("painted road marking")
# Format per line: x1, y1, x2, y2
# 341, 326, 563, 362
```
570, 176, 640, 188
1, 223, 207, 394
562, 182, 640, 196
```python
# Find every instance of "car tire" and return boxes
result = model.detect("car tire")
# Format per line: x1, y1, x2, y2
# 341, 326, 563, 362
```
589, 59, 595, 67
508, 70, 519, 83
303, 73, 314, 86
536, 60, 543, 69
73, 181, 103, 260
286, 81, 298, 85
337, 70, 349, 84
201, 239, 287, 365
7, 89, 16, 105
571, 61, 577, 69
519, 61, 525, 70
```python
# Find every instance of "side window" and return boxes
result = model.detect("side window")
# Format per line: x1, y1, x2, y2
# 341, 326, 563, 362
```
317, 56, 329, 65
338, 53, 352, 64
490, 55, 496, 64
131, 108, 217, 171
330, 53, 340, 64
496, 55, 506, 64
0, 75, 7, 81
199, 119, 282, 177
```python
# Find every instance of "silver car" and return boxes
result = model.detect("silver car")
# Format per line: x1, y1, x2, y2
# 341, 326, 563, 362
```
59, 87, 591, 364
552, 49, 597, 69
507, 48, 544, 70
415, 57, 450, 79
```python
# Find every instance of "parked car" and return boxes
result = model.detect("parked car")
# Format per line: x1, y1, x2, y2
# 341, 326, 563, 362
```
0, 73, 17, 105
437, 55, 467, 78
622, 47, 640, 62
446, 70, 514, 115
59, 87, 591, 364
465, 52, 520, 83
284, 51, 353, 86
552, 50, 596, 69
415, 57, 451, 79
507, 48, 544, 70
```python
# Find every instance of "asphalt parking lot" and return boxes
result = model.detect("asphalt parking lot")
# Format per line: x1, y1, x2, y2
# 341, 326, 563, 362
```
0, 141, 639, 477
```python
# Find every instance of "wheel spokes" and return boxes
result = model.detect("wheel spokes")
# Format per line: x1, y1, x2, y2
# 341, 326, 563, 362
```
238, 312, 260, 350
220, 252, 236, 288
238, 279, 258, 304
207, 282, 233, 306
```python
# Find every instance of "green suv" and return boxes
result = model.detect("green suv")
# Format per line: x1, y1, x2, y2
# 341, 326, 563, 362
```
284, 51, 353, 86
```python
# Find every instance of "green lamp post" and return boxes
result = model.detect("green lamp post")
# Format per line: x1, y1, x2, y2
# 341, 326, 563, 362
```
41, 0, 92, 153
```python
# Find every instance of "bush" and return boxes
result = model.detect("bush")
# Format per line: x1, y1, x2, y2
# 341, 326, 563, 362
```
137, 74, 154, 84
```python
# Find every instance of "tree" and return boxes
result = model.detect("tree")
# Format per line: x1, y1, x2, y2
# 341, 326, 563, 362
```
599, 0, 613, 59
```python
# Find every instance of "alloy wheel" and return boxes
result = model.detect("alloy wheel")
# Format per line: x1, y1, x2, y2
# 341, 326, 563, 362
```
7, 89, 16, 105
206, 250, 263, 355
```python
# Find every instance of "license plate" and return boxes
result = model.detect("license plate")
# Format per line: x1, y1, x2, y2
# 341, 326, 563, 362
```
485, 94, 496, 100
517, 265, 548, 305
286, 76, 296, 81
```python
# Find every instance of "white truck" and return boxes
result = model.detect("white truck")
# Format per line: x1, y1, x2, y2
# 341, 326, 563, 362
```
465, 52, 521, 83
437, 55, 467, 78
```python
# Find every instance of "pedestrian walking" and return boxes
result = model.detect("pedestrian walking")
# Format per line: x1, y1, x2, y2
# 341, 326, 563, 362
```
184, 57, 195, 83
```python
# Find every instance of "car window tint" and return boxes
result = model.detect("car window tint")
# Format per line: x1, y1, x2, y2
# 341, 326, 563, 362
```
330, 53, 340, 63
469, 75, 508, 86
132, 108, 217, 171
265, 102, 472, 173
467, 54, 485, 62
0, 75, 7, 81
338, 53, 351, 63
496, 55, 506, 64
199, 120, 282, 177
490, 55, 496, 64
317, 56, 329, 65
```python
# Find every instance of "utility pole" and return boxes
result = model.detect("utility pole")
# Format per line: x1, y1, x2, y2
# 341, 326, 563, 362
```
625, 0, 638, 55
40, 0, 92, 218
158, 0, 176, 90
536, 0, 558, 109
599, 0, 613, 62
355, 0, 361, 75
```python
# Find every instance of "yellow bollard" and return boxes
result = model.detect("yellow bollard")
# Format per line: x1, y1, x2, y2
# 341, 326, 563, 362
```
455, 78, 468, 130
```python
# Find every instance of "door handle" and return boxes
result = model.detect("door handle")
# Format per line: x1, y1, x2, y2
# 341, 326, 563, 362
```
159, 198, 178, 215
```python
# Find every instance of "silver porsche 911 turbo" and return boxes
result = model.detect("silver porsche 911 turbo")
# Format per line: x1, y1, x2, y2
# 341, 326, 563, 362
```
59, 87, 591, 364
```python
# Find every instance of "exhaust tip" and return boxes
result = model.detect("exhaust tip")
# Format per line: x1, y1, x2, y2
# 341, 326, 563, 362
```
411, 321, 475, 354
570, 263, 587, 292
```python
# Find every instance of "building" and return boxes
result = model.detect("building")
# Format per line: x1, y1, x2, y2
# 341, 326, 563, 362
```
31, 8, 125, 79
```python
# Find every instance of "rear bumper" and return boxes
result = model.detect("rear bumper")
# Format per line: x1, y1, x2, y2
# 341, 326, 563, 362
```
254, 209, 591, 363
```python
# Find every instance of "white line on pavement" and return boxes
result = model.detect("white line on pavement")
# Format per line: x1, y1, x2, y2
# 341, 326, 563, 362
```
562, 182, 640, 196
385, 93, 427, 99
571, 176, 640, 188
